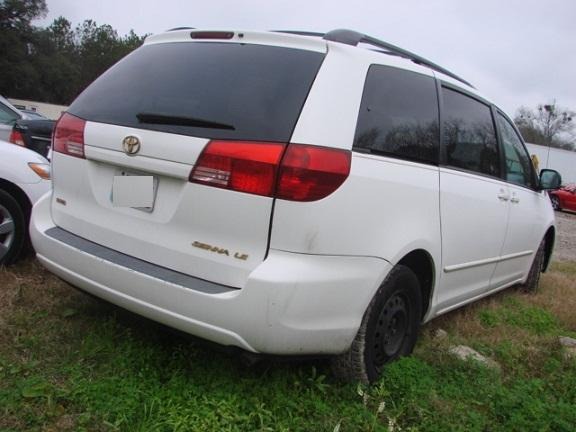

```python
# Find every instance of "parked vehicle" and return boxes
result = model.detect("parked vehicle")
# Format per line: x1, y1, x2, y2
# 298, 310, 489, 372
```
20, 109, 48, 120
10, 118, 55, 158
549, 184, 576, 212
30, 28, 561, 383
1, 96, 54, 157
0, 140, 51, 265
0, 95, 25, 141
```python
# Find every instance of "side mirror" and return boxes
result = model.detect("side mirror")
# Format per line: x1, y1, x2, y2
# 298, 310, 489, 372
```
539, 169, 561, 190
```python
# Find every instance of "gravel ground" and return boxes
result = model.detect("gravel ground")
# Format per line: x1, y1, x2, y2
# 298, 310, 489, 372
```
553, 210, 576, 262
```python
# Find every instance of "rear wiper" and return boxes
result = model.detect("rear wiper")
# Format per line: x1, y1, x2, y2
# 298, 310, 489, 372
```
136, 112, 235, 130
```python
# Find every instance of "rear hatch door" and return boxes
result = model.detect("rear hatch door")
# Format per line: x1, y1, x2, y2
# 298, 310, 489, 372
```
51, 35, 326, 288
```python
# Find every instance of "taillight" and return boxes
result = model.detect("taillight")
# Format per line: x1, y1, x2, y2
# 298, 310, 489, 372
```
9, 129, 25, 146
190, 141, 286, 197
190, 141, 351, 201
53, 113, 86, 158
277, 144, 351, 202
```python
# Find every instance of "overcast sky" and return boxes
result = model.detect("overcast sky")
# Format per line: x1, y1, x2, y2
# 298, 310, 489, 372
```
38, 0, 575, 116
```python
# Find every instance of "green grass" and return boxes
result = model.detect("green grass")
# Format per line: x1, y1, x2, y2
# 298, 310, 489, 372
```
477, 298, 559, 335
1, 260, 575, 431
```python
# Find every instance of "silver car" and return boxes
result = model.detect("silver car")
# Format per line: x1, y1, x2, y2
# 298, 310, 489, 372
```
0, 95, 28, 141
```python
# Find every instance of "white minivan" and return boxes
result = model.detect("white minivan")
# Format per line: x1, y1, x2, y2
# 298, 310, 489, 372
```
30, 29, 561, 383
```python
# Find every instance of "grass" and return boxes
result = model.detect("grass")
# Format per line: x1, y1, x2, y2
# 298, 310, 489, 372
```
1, 260, 575, 431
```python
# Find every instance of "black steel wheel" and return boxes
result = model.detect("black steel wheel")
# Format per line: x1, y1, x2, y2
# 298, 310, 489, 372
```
370, 292, 409, 367
331, 265, 422, 383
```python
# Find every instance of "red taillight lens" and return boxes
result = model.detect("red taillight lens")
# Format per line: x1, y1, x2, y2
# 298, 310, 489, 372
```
53, 113, 86, 158
277, 144, 351, 202
190, 140, 351, 201
190, 141, 286, 197
9, 129, 25, 146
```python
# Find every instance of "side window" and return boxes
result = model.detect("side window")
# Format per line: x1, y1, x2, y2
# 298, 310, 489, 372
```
442, 88, 500, 177
497, 113, 535, 188
0, 103, 19, 125
353, 65, 439, 165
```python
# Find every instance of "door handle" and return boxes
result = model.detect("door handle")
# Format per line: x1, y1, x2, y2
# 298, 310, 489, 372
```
497, 192, 510, 201
510, 193, 520, 204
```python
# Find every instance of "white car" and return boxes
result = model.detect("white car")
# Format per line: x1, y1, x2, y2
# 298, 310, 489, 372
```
30, 29, 561, 382
0, 140, 51, 265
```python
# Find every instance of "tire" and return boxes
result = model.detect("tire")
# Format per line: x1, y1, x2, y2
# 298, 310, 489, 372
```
331, 265, 422, 384
521, 239, 545, 293
550, 195, 561, 211
0, 189, 27, 266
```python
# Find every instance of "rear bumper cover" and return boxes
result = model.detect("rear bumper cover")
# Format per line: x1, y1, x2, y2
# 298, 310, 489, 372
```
31, 193, 389, 354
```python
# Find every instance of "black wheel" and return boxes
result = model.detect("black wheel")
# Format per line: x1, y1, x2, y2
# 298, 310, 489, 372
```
521, 239, 545, 293
331, 265, 422, 383
550, 195, 561, 211
0, 189, 27, 266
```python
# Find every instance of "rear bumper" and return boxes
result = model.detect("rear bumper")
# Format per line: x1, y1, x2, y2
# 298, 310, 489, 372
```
30, 193, 389, 355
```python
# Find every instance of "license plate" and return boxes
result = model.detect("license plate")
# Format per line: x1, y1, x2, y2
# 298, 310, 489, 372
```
112, 170, 158, 212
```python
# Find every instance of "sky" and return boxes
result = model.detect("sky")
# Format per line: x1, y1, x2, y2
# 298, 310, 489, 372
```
38, 0, 576, 116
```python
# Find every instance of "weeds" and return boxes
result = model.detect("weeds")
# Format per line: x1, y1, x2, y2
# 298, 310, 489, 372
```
1, 259, 575, 431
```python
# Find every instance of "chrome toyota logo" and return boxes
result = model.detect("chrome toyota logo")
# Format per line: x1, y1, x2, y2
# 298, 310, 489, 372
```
122, 136, 141, 155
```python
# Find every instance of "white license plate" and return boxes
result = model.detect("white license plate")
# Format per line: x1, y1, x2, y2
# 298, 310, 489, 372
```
112, 171, 157, 211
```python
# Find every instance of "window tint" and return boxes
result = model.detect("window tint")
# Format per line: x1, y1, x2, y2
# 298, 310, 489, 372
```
442, 88, 500, 177
68, 42, 325, 142
353, 65, 439, 164
497, 113, 535, 188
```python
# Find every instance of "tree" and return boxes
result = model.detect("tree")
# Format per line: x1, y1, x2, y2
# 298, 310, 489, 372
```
0, 1, 146, 104
73, 20, 146, 96
0, 0, 46, 29
515, 102, 575, 151
0, 0, 47, 97
31, 17, 82, 103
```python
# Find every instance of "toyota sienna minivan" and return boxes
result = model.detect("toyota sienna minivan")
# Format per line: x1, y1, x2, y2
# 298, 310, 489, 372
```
31, 28, 561, 383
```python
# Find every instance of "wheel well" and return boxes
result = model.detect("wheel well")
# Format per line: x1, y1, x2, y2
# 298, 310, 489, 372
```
0, 178, 32, 221
398, 250, 435, 319
543, 227, 555, 273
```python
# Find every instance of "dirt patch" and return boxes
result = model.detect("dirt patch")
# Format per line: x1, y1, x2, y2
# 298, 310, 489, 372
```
0, 259, 82, 348
553, 211, 576, 262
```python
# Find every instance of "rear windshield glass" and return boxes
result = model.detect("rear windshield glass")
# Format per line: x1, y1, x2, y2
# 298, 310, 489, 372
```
68, 42, 325, 142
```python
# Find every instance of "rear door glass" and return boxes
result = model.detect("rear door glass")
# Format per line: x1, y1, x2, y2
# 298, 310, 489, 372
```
68, 42, 325, 142
441, 88, 500, 178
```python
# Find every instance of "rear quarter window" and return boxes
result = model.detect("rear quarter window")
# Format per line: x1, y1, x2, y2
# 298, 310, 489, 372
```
353, 65, 440, 165
68, 42, 325, 142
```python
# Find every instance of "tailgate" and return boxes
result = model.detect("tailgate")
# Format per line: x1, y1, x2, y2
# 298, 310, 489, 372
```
51, 123, 274, 288
50, 36, 326, 288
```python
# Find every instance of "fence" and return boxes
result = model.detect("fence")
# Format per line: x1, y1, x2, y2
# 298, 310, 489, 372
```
525, 143, 576, 185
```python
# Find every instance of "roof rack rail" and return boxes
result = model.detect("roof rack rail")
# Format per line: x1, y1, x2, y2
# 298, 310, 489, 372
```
272, 30, 325, 38
323, 29, 474, 88
167, 27, 195, 32
274, 28, 474, 89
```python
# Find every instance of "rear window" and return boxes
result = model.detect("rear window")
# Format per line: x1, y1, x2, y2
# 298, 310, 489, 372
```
68, 42, 325, 142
